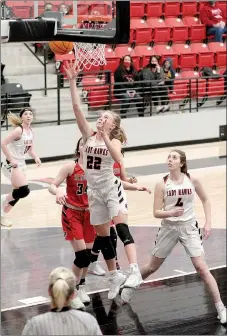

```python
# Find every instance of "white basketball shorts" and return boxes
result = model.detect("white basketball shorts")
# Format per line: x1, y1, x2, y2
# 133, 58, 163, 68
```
1, 159, 27, 180
87, 178, 128, 225
151, 219, 204, 258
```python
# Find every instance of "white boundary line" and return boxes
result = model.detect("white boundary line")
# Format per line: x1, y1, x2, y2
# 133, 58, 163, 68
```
1, 226, 61, 230
1, 264, 226, 313
174, 269, 188, 275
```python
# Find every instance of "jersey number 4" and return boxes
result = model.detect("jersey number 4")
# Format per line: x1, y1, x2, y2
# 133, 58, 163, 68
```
87, 156, 102, 170
24, 146, 31, 154
76, 184, 87, 195
175, 197, 183, 207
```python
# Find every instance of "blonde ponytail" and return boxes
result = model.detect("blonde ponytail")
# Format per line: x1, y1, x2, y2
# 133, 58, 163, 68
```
52, 279, 70, 311
49, 267, 76, 311
109, 111, 127, 144
7, 112, 22, 127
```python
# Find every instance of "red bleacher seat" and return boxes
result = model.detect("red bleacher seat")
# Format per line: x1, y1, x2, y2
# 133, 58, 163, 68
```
190, 43, 215, 68
217, 1, 227, 14
134, 45, 155, 67
172, 43, 197, 69
207, 77, 225, 97
172, 44, 197, 69
181, 2, 198, 16
114, 45, 140, 70
208, 42, 227, 67
164, 2, 180, 17
55, 52, 75, 77
198, 1, 207, 11
87, 87, 109, 108
147, 18, 171, 43
90, 1, 111, 15
146, 2, 163, 18
153, 45, 179, 69
165, 18, 189, 42
183, 17, 206, 42
181, 70, 206, 98
218, 68, 227, 75
130, 19, 151, 44
103, 48, 119, 72
82, 75, 109, 108
77, 3, 90, 15
169, 77, 188, 101
11, 5, 32, 18
130, 2, 145, 18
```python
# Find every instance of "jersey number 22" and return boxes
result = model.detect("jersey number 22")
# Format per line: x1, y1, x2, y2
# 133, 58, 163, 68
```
87, 156, 102, 170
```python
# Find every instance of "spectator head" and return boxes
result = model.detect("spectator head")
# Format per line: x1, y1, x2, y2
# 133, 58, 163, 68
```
44, 3, 53, 11
49, 267, 76, 311
163, 58, 173, 70
209, 1, 216, 6
120, 55, 133, 70
149, 56, 160, 69
59, 3, 69, 15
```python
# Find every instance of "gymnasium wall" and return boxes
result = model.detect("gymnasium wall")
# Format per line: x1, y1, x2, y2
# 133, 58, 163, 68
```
1, 108, 225, 161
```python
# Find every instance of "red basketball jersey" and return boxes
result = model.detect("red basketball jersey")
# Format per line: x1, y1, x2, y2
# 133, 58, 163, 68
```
66, 162, 88, 209
113, 162, 121, 178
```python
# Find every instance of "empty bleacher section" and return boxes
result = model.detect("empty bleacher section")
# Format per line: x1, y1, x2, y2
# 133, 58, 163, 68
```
1, 1, 226, 126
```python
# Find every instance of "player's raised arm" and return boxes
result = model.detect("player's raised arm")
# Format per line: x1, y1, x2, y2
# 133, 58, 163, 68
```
64, 61, 94, 140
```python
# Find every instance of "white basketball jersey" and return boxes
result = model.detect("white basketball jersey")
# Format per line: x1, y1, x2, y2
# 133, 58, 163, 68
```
163, 174, 196, 222
83, 135, 115, 189
9, 126, 33, 161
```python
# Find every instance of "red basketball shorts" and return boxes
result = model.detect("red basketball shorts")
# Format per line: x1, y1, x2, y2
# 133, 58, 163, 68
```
62, 206, 96, 243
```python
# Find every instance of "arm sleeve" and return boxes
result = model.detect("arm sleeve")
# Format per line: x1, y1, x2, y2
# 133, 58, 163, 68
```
200, 8, 215, 27
21, 320, 35, 336
114, 68, 123, 83
89, 316, 103, 335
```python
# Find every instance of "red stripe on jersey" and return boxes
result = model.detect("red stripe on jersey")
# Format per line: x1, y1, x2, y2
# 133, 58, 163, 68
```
66, 162, 88, 208
113, 162, 121, 177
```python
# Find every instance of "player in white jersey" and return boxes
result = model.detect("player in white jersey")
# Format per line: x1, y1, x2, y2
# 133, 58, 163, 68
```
1, 109, 41, 227
64, 60, 144, 300
121, 149, 226, 324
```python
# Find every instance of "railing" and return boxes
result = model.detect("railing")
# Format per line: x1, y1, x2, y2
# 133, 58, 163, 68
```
1, 71, 226, 130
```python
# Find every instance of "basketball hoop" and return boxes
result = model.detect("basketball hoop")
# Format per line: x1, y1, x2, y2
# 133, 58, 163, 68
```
74, 16, 107, 71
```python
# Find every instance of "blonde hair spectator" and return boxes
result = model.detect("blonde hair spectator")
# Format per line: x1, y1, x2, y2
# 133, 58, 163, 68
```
22, 267, 102, 336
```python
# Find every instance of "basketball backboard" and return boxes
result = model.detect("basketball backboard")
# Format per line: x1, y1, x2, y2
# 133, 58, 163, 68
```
1, 0, 130, 44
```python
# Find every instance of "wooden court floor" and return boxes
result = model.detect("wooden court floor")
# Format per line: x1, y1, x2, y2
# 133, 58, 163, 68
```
1, 141, 226, 229
1, 141, 226, 335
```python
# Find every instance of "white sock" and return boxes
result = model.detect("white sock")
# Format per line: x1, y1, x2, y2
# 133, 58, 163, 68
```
215, 301, 225, 313
109, 270, 118, 276
130, 263, 138, 269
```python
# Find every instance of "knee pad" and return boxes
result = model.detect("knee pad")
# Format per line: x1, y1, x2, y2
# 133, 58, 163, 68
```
116, 223, 134, 246
12, 185, 30, 199
99, 236, 116, 261
92, 235, 102, 254
74, 249, 90, 269
8, 199, 19, 206
110, 226, 117, 249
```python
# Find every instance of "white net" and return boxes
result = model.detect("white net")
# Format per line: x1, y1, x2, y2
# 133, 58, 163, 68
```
74, 19, 107, 71
74, 42, 106, 71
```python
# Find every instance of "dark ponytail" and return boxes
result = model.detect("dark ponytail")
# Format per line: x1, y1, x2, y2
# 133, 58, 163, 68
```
171, 149, 190, 177
74, 137, 83, 161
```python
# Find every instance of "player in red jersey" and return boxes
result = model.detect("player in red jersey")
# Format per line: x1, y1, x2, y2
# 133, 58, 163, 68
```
48, 137, 95, 310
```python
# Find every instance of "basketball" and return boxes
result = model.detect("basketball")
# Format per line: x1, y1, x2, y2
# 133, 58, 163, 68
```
49, 41, 74, 55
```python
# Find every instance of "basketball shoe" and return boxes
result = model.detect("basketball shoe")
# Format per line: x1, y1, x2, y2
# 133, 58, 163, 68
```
108, 271, 126, 300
